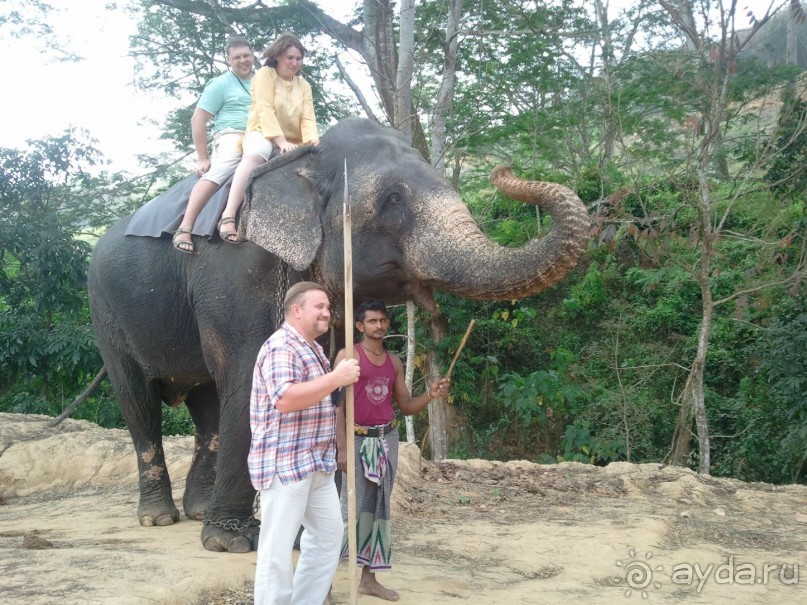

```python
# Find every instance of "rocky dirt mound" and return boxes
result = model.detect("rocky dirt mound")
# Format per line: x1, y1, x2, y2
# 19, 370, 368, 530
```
1, 412, 805, 604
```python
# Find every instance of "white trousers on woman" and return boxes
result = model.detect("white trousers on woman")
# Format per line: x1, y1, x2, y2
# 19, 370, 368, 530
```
254, 471, 342, 605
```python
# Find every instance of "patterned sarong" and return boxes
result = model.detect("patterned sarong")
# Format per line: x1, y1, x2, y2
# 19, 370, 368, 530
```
359, 433, 390, 484
340, 429, 398, 572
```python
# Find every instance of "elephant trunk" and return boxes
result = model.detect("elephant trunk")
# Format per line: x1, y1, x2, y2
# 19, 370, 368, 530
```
411, 166, 590, 301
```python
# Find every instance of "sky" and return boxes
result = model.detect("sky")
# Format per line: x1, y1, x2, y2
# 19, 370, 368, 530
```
1, 0, 176, 173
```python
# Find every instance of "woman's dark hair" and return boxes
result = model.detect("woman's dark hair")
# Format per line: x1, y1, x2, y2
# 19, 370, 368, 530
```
261, 33, 306, 68
355, 300, 388, 324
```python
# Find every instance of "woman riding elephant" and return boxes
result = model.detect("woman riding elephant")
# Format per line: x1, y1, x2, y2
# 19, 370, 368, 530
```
217, 32, 319, 243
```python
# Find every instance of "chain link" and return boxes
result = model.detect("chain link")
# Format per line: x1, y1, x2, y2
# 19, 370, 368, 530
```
202, 515, 259, 532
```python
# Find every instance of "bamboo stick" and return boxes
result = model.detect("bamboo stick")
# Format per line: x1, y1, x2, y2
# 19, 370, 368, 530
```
445, 319, 475, 380
343, 160, 358, 605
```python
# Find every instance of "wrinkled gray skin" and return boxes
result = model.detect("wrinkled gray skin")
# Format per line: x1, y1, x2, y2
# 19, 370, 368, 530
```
87, 117, 589, 553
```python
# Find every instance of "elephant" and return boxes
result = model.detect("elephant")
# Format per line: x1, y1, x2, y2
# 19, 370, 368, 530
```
87, 117, 589, 553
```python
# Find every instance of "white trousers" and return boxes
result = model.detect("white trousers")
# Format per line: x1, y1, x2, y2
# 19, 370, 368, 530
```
254, 471, 342, 605
201, 129, 244, 184
242, 130, 276, 160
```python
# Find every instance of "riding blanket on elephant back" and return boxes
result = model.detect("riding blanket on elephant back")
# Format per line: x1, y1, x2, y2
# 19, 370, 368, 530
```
124, 174, 232, 240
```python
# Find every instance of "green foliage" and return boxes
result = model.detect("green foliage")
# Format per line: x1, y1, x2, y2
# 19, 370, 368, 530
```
0, 131, 202, 432
557, 420, 626, 465
0, 132, 105, 413
0, 0, 53, 41
560, 264, 608, 324
756, 295, 807, 481
162, 404, 195, 436
414, 0, 591, 169
574, 162, 626, 205
498, 349, 583, 428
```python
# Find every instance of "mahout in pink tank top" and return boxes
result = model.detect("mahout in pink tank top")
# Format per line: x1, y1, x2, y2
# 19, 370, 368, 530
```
354, 344, 396, 426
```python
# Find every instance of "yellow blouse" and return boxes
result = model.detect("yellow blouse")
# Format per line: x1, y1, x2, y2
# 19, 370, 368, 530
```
246, 66, 318, 144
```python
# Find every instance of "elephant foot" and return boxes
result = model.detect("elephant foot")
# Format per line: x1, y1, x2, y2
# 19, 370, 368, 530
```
182, 471, 212, 521
184, 506, 207, 521
201, 520, 259, 553
183, 495, 209, 521
139, 505, 180, 527
183, 450, 216, 521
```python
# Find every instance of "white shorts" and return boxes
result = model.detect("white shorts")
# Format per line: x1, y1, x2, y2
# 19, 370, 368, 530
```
242, 130, 275, 161
202, 129, 245, 184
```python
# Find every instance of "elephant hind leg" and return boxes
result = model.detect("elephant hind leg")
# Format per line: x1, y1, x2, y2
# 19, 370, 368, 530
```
182, 382, 220, 520
105, 358, 179, 527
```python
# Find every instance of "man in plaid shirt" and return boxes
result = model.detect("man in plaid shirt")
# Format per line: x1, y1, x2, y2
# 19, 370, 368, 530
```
249, 281, 360, 605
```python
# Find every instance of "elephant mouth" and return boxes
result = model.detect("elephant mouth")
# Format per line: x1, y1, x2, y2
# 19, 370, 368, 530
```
351, 261, 436, 308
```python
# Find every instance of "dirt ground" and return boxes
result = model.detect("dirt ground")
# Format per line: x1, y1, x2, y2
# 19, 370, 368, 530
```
1, 412, 805, 604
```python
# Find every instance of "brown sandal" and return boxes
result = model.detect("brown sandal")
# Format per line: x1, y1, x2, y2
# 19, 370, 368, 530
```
217, 216, 239, 243
172, 228, 194, 254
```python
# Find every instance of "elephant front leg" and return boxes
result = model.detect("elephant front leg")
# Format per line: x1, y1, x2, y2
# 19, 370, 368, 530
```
199, 382, 258, 553
199, 440, 258, 552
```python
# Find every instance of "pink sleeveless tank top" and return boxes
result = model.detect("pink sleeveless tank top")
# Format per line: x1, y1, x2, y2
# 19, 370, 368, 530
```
354, 344, 396, 426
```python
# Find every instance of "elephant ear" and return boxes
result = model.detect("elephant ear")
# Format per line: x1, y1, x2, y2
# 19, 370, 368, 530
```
240, 147, 322, 270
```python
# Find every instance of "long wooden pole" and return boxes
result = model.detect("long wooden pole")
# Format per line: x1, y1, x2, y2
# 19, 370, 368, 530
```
343, 160, 358, 605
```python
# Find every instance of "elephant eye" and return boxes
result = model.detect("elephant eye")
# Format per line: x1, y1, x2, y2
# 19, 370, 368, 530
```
375, 187, 408, 228
379, 186, 405, 211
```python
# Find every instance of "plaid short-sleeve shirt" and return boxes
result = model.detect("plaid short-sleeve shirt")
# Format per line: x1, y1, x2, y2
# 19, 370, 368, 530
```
248, 323, 336, 487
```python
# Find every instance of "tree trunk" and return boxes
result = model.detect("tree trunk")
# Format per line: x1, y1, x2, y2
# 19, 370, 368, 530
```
787, 0, 800, 65
592, 0, 616, 166
395, 0, 416, 144
427, 311, 453, 461
419, 0, 465, 457
404, 301, 417, 444
429, 0, 464, 173
690, 164, 715, 474
361, 0, 397, 122
667, 396, 693, 466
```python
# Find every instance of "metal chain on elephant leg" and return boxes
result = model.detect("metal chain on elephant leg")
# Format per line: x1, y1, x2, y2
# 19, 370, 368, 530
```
202, 515, 260, 532
275, 260, 290, 329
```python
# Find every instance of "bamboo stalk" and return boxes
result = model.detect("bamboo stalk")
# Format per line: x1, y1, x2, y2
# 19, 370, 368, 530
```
343, 160, 358, 605
445, 319, 475, 380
